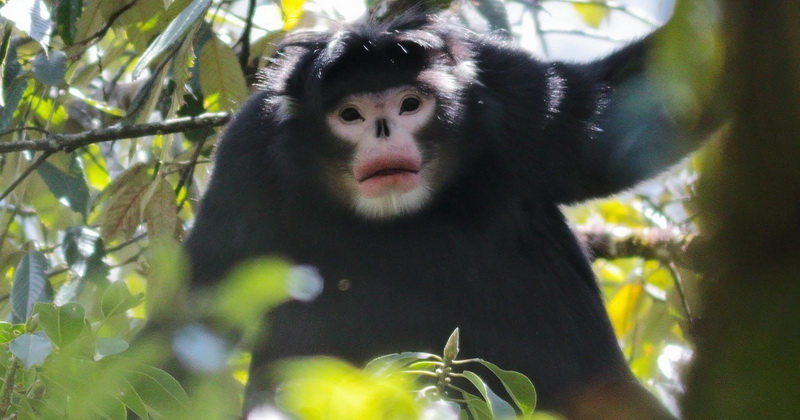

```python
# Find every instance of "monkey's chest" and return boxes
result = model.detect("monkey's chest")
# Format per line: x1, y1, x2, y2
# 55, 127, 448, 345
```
267, 222, 603, 360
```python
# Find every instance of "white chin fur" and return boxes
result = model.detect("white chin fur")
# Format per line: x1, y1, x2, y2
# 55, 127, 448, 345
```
353, 186, 432, 219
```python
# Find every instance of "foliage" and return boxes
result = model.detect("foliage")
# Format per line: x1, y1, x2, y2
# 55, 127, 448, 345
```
0, 0, 707, 419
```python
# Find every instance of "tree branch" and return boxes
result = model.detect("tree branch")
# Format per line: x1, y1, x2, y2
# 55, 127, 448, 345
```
0, 112, 231, 154
577, 226, 694, 262
237, 0, 257, 70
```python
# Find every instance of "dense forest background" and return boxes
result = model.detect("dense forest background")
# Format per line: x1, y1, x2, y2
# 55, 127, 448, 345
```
0, 0, 796, 419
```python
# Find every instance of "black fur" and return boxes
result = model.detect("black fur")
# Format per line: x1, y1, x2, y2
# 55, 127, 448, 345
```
185, 14, 686, 418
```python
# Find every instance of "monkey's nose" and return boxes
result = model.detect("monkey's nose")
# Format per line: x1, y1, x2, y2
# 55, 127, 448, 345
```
375, 119, 390, 138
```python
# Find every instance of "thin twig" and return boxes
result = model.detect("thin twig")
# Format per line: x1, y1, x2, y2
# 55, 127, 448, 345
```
238, 0, 258, 70
0, 358, 20, 418
0, 126, 51, 138
105, 232, 148, 254
667, 262, 694, 323
0, 112, 231, 154
73, 0, 139, 48
0, 151, 54, 202
175, 136, 207, 197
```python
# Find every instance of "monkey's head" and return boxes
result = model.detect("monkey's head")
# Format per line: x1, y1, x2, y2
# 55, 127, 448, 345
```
261, 14, 478, 220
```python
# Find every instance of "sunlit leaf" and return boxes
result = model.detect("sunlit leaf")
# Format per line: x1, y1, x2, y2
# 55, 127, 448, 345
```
10, 333, 54, 369
573, 3, 609, 28
365, 352, 438, 375
0, 0, 51, 47
11, 251, 53, 323
199, 35, 248, 112
275, 358, 420, 419
132, 0, 211, 79
281, 0, 306, 30
119, 0, 166, 53
607, 283, 645, 336
34, 302, 86, 348
27, 94, 69, 130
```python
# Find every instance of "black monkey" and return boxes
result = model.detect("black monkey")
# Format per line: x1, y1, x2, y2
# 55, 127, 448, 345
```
185, 12, 696, 419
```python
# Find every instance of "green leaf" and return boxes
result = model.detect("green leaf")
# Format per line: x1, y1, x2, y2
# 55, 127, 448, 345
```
144, 177, 179, 242
365, 352, 438, 374
54, 0, 82, 45
0, 322, 25, 344
32, 51, 67, 86
462, 370, 518, 419
198, 34, 248, 111
119, 0, 166, 53
463, 391, 494, 420
101, 281, 144, 319
132, 0, 211, 79
95, 337, 129, 361
0, 0, 51, 47
36, 154, 90, 217
119, 376, 149, 419
125, 363, 188, 417
11, 251, 53, 323
74, 0, 116, 44
34, 302, 86, 348
478, 360, 537, 417
9, 333, 54, 369
0, 73, 28, 132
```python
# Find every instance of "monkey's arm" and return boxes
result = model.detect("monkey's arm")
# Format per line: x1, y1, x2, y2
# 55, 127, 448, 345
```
473, 29, 718, 204
548, 30, 720, 203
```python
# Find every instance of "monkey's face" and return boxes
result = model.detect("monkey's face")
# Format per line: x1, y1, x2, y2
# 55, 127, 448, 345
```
324, 85, 450, 219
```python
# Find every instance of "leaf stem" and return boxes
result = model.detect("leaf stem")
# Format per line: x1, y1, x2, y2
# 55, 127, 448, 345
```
0, 358, 21, 417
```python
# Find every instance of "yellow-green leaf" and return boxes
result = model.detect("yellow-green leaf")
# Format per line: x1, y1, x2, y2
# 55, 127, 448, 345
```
606, 283, 644, 336
144, 177, 180, 242
74, 0, 116, 43
573, 4, 609, 29
99, 166, 151, 242
199, 35, 247, 112
282, 0, 306, 30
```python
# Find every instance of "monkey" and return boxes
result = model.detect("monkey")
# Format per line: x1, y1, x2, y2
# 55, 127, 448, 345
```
183, 11, 701, 419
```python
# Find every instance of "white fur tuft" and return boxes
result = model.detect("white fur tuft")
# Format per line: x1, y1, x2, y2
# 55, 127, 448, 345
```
352, 185, 432, 219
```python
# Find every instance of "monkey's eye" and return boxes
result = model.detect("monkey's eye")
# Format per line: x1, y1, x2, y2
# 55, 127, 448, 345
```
400, 96, 421, 114
339, 107, 364, 123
